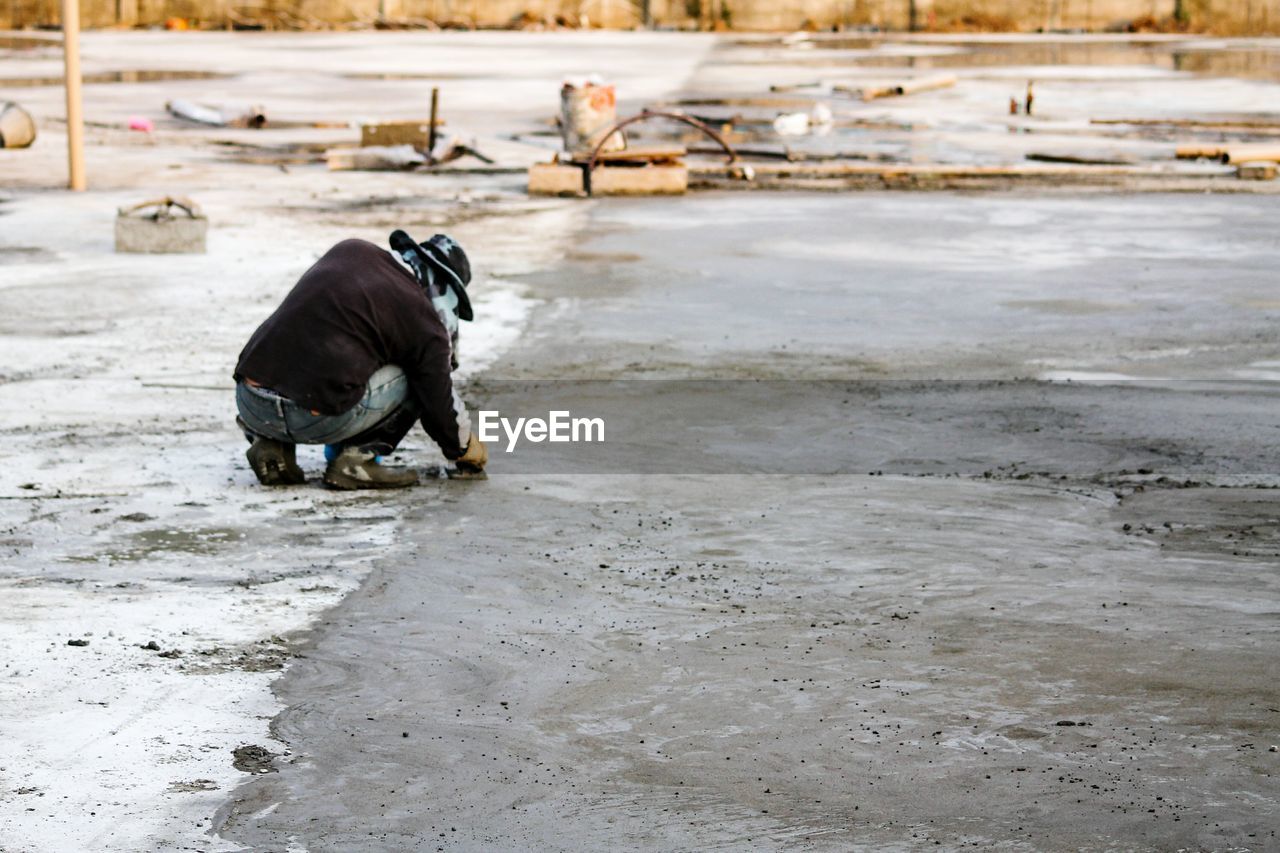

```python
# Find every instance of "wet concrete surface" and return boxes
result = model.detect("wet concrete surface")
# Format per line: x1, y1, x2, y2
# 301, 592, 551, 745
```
501, 193, 1280, 381
217, 193, 1279, 851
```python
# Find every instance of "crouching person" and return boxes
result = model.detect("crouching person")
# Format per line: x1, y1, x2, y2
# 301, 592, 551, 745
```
233, 230, 488, 489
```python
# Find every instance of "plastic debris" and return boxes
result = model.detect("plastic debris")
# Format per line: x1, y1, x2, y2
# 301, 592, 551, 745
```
166, 99, 266, 128
0, 102, 36, 149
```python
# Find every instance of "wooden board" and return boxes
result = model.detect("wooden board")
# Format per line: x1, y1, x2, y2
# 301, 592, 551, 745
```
528, 163, 688, 196
688, 161, 1236, 190
1222, 144, 1280, 164
836, 74, 957, 101
580, 145, 687, 164
360, 120, 443, 149
1177, 143, 1280, 164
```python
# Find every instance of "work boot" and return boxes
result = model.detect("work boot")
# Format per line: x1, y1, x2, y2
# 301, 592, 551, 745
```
323, 447, 418, 491
246, 437, 306, 486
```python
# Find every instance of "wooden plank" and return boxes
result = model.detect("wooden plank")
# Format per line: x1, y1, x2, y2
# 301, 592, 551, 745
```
836, 74, 958, 101
1222, 144, 1280, 164
1026, 151, 1141, 166
360, 120, 444, 149
690, 161, 1231, 181
528, 163, 688, 196
581, 145, 687, 164
1177, 143, 1280, 163
1095, 117, 1280, 130
1176, 144, 1226, 160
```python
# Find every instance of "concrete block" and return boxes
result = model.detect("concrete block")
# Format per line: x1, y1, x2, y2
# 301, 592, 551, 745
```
528, 163, 688, 196
115, 197, 207, 254
1237, 161, 1277, 181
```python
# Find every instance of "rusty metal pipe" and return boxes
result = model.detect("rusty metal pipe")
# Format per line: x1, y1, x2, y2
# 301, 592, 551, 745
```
582, 109, 737, 196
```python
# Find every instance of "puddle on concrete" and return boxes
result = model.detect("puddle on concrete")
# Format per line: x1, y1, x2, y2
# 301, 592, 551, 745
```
747, 37, 1280, 81
64, 526, 245, 563
0, 69, 229, 88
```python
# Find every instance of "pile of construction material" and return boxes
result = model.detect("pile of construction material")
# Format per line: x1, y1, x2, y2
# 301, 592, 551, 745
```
528, 79, 690, 197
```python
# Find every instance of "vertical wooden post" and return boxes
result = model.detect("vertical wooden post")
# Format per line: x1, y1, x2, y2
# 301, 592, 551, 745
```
428, 87, 439, 156
117, 0, 138, 27
62, 0, 86, 191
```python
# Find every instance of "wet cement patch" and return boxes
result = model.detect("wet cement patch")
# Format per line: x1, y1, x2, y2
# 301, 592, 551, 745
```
218, 192, 1279, 851
1115, 485, 1280, 559
61, 526, 246, 564
217, 474, 1279, 851
502, 192, 1280, 380
231, 745, 276, 775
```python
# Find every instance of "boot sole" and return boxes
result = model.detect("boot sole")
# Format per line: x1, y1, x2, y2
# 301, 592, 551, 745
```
246, 442, 306, 486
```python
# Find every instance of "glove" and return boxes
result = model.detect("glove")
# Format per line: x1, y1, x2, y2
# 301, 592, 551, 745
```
456, 432, 488, 472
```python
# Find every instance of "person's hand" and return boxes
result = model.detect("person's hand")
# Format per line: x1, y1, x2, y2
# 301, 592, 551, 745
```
456, 432, 488, 472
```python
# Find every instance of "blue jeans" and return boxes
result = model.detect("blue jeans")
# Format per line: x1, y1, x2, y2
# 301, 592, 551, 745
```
236, 365, 415, 453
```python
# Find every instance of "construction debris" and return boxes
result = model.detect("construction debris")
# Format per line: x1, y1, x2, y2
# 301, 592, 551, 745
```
773, 103, 833, 136
769, 81, 827, 94
115, 197, 207, 254
1237, 161, 1277, 180
686, 160, 1237, 191
0, 102, 36, 149
837, 74, 958, 101
560, 77, 625, 156
592, 144, 688, 163
688, 144, 876, 162
429, 135, 495, 165
528, 162, 687, 196
1026, 150, 1141, 165
325, 145, 426, 171
166, 99, 266, 128
360, 120, 441, 149
1177, 143, 1280, 163
1008, 81, 1035, 116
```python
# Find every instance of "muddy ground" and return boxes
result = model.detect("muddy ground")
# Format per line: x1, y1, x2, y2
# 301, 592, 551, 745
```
216, 193, 1279, 851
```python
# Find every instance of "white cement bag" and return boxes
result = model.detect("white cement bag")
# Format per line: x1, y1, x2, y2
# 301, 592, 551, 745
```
0, 102, 36, 149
